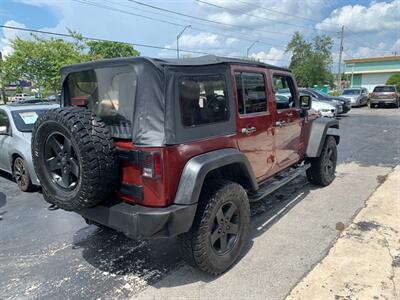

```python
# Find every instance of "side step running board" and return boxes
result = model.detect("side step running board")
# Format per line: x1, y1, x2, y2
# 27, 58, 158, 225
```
248, 163, 310, 202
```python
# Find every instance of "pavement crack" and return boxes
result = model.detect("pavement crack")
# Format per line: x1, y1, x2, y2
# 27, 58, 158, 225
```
376, 231, 398, 299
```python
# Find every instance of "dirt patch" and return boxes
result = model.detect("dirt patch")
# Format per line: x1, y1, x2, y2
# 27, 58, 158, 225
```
392, 256, 400, 268
376, 174, 388, 184
355, 221, 380, 232
335, 222, 346, 231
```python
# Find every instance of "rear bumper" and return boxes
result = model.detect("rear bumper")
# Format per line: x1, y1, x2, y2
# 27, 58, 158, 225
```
79, 201, 197, 239
370, 98, 397, 105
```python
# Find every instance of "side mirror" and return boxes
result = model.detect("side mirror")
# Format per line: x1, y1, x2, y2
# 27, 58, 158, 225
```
0, 125, 8, 135
300, 95, 312, 110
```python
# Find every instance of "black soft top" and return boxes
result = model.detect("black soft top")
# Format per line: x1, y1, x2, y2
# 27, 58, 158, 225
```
60, 55, 289, 75
60, 55, 288, 146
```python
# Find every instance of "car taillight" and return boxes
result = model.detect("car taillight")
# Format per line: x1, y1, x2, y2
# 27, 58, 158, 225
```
142, 151, 162, 179
390, 92, 397, 97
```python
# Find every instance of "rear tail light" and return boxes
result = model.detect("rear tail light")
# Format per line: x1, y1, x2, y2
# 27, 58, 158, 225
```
142, 151, 162, 179
390, 93, 397, 97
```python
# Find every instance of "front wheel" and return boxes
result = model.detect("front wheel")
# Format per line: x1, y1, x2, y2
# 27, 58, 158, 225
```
177, 180, 250, 276
13, 157, 34, 192
307, 136, 337, 186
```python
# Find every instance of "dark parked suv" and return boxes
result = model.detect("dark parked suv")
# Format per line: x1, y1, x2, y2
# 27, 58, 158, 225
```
32, 56, 339, 275
370, 85, 399, 108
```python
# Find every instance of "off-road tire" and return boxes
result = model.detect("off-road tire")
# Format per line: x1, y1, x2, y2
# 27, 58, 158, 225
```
306, 136, 337, 186
177, 180, 250, 276
32, 107, 118, 211
13, 157, 34, 192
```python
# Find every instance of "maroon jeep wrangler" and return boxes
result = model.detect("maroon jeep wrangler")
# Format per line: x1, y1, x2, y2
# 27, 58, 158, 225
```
32, 56, 339, 275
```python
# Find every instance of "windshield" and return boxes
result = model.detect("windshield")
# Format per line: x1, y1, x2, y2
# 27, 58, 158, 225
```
11, 109, 48, 132
373, 86, 395, 93
312, 89, 329, 98
342, 89, 360, 95
65, 66, 136, 139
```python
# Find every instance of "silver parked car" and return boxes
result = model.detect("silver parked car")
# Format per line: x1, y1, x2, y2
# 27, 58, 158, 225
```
341, 87, 369, 107
0, 102, 59, 191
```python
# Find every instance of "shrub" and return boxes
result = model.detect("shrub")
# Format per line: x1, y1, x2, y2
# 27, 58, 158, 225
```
386, 74, 400, 91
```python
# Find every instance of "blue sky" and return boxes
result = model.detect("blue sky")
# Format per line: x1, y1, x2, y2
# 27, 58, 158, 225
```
0, 0, 399, 67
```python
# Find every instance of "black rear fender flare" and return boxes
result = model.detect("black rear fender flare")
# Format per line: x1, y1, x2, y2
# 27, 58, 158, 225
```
174, 148, 257, 205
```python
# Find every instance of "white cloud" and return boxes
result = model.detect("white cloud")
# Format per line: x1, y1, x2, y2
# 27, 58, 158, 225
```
316, 0, 400, 32
226, 37, 238, 45
0, 20, 30, 56
178, 33, 220, 48
250, 47, 290, 66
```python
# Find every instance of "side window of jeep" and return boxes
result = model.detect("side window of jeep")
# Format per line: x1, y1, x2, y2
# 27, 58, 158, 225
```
273, 75, 298, 110
179, 75, 229, 127
234, 72, 267, 114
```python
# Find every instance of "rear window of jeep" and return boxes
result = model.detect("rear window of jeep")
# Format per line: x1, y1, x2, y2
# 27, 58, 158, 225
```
179, 75, 229, 127
65, 66, 136, 138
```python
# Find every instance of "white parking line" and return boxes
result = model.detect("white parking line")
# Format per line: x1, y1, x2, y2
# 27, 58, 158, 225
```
257, 192, 305, 231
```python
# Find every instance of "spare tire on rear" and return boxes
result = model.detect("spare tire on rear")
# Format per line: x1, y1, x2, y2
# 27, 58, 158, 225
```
32, 107, 118, 211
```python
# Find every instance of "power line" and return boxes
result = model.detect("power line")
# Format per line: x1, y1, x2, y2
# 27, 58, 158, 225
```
233, 0, 394, 54
76, 0, 289, 48
196, 0, 339, 33
234, 0, 342, 28
0, 24, 209, 55
127, 0, 298, 37
106, 0, 289, 45
0, 24, 293, 64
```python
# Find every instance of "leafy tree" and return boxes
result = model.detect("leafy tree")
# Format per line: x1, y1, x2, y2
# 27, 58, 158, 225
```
285, 32, 334, 87
3, 35, 84, 94
86, 40, 140, 59
2, 32, 140, 94
386, 74, 400, 91
0, 55, 6, 103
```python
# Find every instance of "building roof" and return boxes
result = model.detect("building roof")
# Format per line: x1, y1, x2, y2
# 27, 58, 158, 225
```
344, 55, 400, 64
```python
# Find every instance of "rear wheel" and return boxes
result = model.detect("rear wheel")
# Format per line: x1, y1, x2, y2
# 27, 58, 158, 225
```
178, 180, 250, 275
13, 157, 34, 192
307, 136, 337, 186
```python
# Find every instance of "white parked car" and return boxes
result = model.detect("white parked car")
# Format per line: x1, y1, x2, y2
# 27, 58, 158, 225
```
312, 100, 337, 118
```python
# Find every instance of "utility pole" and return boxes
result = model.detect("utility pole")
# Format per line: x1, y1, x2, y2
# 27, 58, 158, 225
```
246, 41, 258, 58
337, 25, 344, 93
177, 25, 191, 59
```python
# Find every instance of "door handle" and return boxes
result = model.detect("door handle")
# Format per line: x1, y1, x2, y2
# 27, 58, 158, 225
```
241, 126, 257, 135
275, 120, 286, 127
287, 112, 294, 117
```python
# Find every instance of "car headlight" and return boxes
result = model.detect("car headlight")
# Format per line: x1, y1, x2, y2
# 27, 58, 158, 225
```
320, 109, 330, 112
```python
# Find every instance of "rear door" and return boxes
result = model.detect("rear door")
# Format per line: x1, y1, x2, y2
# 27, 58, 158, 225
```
232, 66, 275, 181
271, 72, 302, 168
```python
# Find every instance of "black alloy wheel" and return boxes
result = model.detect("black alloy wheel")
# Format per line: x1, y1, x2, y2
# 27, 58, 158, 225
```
210, 201, 240, 255
13, 157, 33, 192
306, 136, 337, 186
323, 144, 336, 180
177, 180, 250, 275
44, 132, 80, 190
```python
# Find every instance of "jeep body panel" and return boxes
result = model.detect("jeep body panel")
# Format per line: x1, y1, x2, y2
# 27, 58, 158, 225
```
269, 69, 303, 169
230, 65, 276, 181
305, 117, 339, 157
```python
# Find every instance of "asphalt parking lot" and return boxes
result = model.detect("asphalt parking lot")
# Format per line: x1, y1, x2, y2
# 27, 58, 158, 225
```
1, 106, 399, 299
